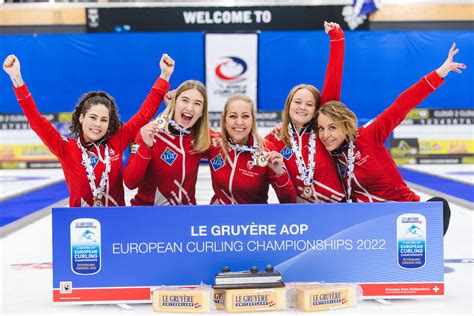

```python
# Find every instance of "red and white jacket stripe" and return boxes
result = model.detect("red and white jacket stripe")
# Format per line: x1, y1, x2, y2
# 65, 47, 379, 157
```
265, 27, 346, 203
123, 128, 206, 206
208, 133, 297, 205
335, 71, 444, 202
13, 78, 169, 207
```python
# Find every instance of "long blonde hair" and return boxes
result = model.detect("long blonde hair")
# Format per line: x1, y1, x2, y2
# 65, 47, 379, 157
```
219, 94, 264, 158
316, 100, 358, 142
160, 80, 210, 152
280, 84, 321, 145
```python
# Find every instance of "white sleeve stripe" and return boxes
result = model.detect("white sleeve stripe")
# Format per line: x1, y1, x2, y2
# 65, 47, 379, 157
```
330, 38, 345, 42
17, 93, 32, 101
424, 75, 436, 91
275, 177, 290, 188
137, 147, 152, 160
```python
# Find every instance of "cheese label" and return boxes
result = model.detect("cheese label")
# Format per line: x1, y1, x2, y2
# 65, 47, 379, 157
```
158, 293, 204, 311
213, 289, 225, 310
70, 218, 101, 275
308, 288, 349, 310
397, 213, 427, 269
231, 290, 278, 311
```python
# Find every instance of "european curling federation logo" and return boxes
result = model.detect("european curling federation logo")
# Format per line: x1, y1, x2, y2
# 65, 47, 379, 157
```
280, 146, 294, 160
161, 147, 178, 166
397, 214, 426, 269
70, 218, 101, 275
215, 56, 248, 83
210, 154, 225, 171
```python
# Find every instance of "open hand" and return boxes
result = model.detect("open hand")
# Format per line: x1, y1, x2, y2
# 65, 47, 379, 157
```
436, 43, 467, 78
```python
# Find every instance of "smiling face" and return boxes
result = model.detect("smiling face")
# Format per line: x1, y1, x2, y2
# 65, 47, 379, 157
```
289, 88, 316, 131
225, 99, 253, 145
79, 104, 110, 143
317, 113, 346, 152
172, 88, 204, 129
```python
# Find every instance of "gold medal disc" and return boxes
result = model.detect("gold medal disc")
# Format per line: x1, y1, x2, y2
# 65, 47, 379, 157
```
156, 117, 168, 129
302, 186, 313, 198
256, 154, 268, 167
93, 199, 103, 207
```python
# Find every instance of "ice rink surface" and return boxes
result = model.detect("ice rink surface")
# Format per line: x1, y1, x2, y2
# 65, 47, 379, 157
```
0, 164, 472, 316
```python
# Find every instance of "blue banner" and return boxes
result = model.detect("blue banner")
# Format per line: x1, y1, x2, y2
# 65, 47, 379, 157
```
52, 202, 444, 303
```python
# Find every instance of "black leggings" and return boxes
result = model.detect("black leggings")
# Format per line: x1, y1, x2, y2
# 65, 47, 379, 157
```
427, 197, 451, 236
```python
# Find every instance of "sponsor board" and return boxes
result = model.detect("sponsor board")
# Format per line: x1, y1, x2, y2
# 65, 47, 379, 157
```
53, 202, 444, 303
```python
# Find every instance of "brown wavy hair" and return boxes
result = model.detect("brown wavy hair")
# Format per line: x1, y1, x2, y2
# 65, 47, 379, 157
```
280, 84, 321, 145
316, 100, 358, 141
70, 91, 123, 139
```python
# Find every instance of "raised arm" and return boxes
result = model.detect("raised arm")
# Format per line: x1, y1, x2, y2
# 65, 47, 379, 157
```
320, 21, 345, 105
123, 122, 159, 189
3, 55, 66, 159
117, 54, 175, 151
366, 43, 466, 143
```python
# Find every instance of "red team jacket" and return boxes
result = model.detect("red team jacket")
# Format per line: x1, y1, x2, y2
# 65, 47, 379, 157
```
14, 78, 170, 207
265, 27, 346, 203
334, 71, 444, 202
124, 129, 205, 205
208, 133, 297, 204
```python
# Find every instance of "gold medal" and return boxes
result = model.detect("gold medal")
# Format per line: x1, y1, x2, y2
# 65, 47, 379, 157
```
302, 186, 313, 198
156, 117, 168, 130
93, 199, 103, 207
256, 154, 268, 167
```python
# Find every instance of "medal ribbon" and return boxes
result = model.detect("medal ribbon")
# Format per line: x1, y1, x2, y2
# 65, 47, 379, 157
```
157, 115, 192, 134
288, 123, 316, 187
228, 138, 265, 166
344, 140, 355, 203
77, 138, 111, 206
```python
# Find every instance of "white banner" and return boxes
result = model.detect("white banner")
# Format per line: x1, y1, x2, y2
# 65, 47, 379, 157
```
205, 33, 258, 111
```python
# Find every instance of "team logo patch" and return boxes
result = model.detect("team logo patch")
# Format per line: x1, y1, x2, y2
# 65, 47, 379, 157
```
210, 154, 225, 171
280, 146, 294, 160
160, 147, 178, 166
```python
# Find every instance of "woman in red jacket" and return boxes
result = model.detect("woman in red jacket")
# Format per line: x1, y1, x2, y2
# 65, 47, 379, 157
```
316, 43, 466, 235
123, 80, 210, 206
3, 53, 174, 207
208, 94, 296, 204
265, 21, 346, 203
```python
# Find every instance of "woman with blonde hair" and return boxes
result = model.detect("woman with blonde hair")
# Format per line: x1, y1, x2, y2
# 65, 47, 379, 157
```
317, 43, 466, 235
208, 94, 296, 204
123, 80, 211, 206
265, 21, 346, 203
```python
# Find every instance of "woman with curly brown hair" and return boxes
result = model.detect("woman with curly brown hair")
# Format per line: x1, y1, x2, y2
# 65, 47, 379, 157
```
3, 53, 175, 207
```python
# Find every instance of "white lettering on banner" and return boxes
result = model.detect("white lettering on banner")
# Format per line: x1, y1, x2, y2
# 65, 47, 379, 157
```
112, 242, 183, 254
111, 239, 387, 255
183, 10, 271, 25
191, 223, 309, 237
